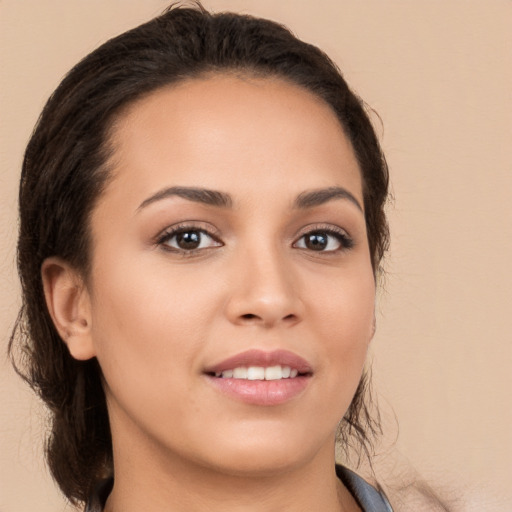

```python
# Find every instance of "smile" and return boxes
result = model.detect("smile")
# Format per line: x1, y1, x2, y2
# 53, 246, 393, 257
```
214, 365, 300, 380
204, 350, 312, 405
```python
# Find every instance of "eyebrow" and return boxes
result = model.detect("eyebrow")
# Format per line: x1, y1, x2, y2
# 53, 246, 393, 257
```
137, 185, 362, 212
294, 186, 363, 212
137, 186, 233, 211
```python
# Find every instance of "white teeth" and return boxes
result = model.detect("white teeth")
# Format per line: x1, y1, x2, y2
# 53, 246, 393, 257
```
247, 367, 265, 380
217, 365, 301, 380
265, 365, 282, 380
233, 367, 248, 379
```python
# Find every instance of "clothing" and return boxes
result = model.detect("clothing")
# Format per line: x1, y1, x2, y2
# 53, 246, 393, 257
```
85, 465, 393, 512
336, 465, 393, 512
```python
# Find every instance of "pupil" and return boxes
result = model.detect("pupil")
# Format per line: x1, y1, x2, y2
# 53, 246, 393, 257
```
306, 232, 327, 250
177, 231, 201, 249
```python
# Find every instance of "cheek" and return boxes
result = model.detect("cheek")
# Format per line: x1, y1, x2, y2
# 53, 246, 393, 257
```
87, 252, 221, 393
313, 263, 375, 343
309, 264, 375, 395
85, 254, 226, 443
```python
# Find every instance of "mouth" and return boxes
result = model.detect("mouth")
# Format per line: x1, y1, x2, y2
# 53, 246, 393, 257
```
208, 364, 305, 380
203, 349, 313, 405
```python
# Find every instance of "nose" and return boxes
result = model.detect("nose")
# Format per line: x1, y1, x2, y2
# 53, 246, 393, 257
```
224, 245, 304, 328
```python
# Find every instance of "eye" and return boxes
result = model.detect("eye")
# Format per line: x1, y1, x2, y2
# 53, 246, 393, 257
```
157, 226, 222, 253
294, 228, 353, 252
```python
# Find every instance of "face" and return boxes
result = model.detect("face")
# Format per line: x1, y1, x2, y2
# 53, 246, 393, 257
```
84, 74, 375, 476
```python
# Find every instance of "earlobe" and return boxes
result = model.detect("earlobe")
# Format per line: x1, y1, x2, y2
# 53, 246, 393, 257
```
41, 257, 96, 360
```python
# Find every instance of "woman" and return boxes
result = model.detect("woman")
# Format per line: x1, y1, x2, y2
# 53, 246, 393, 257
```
10, 4, 395, 511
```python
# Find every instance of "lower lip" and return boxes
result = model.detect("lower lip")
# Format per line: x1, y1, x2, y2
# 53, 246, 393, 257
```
205, 375, 311, 406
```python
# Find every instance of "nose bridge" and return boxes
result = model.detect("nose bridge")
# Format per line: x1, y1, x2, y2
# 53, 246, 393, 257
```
226, 235, 302, 327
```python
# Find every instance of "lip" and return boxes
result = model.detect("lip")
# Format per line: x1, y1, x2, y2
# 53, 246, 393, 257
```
203, 349, 312, 406
204, 349, 313, 375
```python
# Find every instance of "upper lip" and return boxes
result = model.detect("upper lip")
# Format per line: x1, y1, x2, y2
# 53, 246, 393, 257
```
204, 349, 313, 375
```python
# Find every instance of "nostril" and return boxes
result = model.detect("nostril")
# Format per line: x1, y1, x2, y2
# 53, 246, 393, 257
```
239, 312, 297, 324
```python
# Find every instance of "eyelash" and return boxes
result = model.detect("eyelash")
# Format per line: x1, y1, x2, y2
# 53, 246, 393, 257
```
293, 225, 354, 253
156, 223, 222, 255
155, 223, 354, 255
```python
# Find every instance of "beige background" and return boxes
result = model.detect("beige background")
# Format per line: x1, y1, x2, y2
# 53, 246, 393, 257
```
1, 1, 511, 511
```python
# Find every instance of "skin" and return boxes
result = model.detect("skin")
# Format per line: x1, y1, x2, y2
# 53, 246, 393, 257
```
43, 74, 376, 511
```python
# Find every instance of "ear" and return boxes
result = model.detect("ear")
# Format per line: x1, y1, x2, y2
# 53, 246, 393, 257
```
41, 257, 96, 360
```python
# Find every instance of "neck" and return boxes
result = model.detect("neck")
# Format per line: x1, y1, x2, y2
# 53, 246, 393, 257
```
104, 432, 360, 512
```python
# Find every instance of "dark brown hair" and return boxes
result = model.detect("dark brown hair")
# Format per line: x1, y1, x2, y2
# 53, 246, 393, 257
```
10, 3, 389, 505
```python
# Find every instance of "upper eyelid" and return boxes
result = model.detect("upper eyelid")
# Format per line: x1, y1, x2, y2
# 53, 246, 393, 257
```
292, 224, 354, 251
293, 223, 351, 239
155, 222, 221, 242
155, 225, 223, 255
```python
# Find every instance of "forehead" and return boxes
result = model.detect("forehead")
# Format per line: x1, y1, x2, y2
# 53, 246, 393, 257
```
104, 74, 363, 206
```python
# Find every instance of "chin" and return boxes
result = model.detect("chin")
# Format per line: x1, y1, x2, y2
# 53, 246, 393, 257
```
205, 452, 307, 478
193, 427, 330, 478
